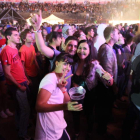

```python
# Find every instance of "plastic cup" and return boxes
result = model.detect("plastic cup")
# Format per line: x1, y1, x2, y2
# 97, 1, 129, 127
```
69, 86, 86, 104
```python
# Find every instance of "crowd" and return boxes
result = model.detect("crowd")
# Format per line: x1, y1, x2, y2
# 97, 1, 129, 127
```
1, 8, 140, 140
0, 1, 140, 23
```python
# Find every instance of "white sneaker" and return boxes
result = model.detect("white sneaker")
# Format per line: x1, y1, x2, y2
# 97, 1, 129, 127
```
0, 110, 8, 118
5, 109, 14, 116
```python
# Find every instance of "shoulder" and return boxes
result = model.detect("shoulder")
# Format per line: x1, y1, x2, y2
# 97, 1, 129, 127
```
41, 73, 57, 84
99, 44, 109, 52
19, 45, 26, 52
1, 46, 10, 54
31, 45, 35, 49
98, 44, 109, 56
54, 49, 61, 56
39, 73, 57, 90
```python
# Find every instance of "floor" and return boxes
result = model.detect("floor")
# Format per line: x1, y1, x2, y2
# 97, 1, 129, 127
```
0, 95, 130, 140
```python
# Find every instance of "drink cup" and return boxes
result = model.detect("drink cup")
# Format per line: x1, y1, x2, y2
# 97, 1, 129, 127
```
69, 86, 86, 104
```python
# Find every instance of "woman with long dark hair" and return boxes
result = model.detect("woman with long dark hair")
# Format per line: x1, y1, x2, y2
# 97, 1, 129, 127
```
72, 40, 113, 139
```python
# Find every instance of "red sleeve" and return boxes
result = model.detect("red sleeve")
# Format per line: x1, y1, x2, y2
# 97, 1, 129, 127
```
19, 47, 26, 62
1, 48, 12, 65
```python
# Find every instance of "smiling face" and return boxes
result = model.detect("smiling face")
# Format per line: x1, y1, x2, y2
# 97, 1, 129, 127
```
77, 42, 90, 60
55, 60, 71, 77
65, 40, 78, 56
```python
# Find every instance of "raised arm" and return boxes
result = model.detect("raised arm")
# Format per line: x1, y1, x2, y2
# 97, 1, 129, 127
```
30, 10, 54, 59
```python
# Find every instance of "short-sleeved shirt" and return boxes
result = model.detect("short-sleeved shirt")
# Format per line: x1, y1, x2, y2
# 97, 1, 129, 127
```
35, 73, 67, 140
19, 45, 38, 77
0, 45, 27, 84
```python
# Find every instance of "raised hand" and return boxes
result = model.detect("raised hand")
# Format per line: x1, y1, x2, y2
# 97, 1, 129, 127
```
18, 85, 26, 92
101, 69, 112, 80
30, 10, 42, 31
101, 69, 113, 86
58, 65, 73, 88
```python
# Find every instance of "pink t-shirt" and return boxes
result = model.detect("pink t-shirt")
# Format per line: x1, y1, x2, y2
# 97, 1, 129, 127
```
35, 73, 67, 140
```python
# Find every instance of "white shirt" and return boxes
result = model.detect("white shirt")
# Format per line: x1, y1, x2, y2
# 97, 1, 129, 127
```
35, 73, 67, 140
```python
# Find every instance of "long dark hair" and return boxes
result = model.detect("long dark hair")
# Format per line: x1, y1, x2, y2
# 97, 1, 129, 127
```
74, 40, 92, 79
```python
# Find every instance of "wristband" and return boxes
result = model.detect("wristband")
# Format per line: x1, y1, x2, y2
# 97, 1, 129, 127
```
33, 29, 42, 33
62, 88, 67, 94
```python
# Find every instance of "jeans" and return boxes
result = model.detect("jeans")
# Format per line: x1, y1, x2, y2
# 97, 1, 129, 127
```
8, 83, 30, 137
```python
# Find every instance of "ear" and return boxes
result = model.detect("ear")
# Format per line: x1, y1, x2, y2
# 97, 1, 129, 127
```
55, 61, 59, 67
52, 38, 55, 43
110, 33, 113, 39
66, 29, 69, 35
7, 35, 11, 40
62, 43, 66, 51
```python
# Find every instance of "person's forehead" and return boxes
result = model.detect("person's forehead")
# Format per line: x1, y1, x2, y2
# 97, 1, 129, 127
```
11, 30, 19, 35
67, 40, 78, 45
26, 33, 32, 36
79, 42, 88, 47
